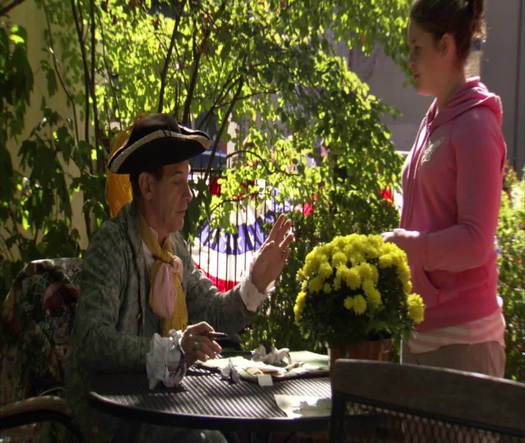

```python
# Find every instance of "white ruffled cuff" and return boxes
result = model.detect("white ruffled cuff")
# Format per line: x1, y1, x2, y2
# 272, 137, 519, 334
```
146, 329, 186, 390
240, 277, 272, 312
239, 253, 275, 312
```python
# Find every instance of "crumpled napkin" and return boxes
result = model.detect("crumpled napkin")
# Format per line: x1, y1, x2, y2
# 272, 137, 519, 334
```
252, 344, 291, 365
220, 359, 240, 384
146, 330, 185, 390
274, 395, 332, 418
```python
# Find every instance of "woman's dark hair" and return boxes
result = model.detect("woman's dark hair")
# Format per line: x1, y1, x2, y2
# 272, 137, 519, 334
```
410, 0, 485, 64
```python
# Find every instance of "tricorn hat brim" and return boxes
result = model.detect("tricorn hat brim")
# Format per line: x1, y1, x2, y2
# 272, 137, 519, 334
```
108, 114, 212, 174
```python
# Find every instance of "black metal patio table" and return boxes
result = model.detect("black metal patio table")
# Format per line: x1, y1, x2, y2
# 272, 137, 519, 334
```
88, 367, 331, 435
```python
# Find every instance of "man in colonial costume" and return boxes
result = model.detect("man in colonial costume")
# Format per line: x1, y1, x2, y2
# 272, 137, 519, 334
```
65, 113, 293, 442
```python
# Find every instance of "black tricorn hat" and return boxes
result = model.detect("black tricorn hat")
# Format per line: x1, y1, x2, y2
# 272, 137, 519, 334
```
107, 113, 212, 174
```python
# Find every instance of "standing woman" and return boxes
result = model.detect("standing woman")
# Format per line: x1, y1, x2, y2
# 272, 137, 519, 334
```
383, 0, 507, 376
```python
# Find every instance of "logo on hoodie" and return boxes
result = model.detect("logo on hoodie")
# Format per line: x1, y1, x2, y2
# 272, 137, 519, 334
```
422, 137, 444, 163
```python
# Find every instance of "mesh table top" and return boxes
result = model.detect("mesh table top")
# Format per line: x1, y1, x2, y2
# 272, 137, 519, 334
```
89, 368, 331, 433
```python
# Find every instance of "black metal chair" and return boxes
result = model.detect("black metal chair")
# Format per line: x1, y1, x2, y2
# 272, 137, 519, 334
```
0, 395, 84, 442
330, 359, 525, 442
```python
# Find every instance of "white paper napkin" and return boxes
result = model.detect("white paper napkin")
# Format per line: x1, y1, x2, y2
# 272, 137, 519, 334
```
274, 394, 332, 418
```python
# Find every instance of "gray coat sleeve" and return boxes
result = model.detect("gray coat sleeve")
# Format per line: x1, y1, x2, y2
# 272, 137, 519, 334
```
72, 221, 150, 372
173, 232, 256, 335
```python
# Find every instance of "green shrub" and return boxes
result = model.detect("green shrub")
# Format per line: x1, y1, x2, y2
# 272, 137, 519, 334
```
498, 167, 525, 380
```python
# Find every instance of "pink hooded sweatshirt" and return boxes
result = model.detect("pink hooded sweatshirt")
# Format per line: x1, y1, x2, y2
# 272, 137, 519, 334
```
400, 78, 507, 332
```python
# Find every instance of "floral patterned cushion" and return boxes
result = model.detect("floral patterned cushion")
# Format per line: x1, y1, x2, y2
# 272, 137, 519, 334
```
0, 258, 82, 407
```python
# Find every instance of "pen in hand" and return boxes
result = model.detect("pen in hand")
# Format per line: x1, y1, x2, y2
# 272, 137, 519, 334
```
207, 331, 228, 340
205, 332, 227, 359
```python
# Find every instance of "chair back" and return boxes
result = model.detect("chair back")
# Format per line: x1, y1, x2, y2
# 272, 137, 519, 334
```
330, 359, 525, 442
1, 258, 82, 405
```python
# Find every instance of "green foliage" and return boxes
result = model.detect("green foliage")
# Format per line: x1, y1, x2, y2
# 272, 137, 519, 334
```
0, 20, 34, 297
1, 0, 410, 338
498, 167, 525, 381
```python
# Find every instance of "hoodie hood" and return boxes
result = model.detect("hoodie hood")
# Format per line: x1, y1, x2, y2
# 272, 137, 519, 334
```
428, 77, 503, 131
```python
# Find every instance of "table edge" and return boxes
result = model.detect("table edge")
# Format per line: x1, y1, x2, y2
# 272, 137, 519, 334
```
88, 391, 330, 432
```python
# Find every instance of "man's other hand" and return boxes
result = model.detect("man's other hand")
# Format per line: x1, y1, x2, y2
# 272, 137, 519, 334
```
251, 214, 294, 293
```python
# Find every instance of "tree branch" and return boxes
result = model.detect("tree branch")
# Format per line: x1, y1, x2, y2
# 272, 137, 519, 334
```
70, 0, 94, 238
0, 0, 26, 16
225, 149, 300, 178
70, 0, 92, 147
181, 20, 202, 126
196, 69, 238, 131
41, 1, 80, 142
98, 9, 122, 130
157, 0, 186, 113
182, 0, 227, 125
215, 89, 278, 108
204, 77, 244, 182
88, 0, 103, 173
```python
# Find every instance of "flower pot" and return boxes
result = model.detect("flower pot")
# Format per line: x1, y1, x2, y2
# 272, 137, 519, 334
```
327, 339, 392, 378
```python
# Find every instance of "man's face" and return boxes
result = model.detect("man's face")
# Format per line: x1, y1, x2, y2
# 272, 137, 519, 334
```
146, 161, 192, 235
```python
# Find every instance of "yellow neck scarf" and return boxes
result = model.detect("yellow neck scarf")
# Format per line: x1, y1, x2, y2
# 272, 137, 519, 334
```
139, 215, 188, 336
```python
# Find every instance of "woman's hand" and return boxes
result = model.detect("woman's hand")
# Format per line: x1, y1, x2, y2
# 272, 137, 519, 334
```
180, 321, 222, 366
382, 228, 423, 262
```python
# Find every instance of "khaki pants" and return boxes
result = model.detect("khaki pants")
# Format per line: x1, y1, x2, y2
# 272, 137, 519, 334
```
400, 342, 506, 442
401, 341, 506, 377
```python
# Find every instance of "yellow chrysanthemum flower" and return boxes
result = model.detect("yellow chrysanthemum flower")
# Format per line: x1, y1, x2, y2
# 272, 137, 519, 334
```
336, 265, 359, 290
323, 283, 332, 294
367, 235, 383, 249
396, 262, 410, 278
302, 259, 317, 277
378, 253, 393, 268
345, 267, 361, 290
349, 252, 366, 266
304, 251, 318, 266
333, 237, 347, 250
318, 262, 333, 280
364, 246, 380, 259
301, 281, 308, 291
336, 265, 348, 279
295, 233, 423, 344
293, 291, 308, 323
362, 279, 382, 307
352, 295, 367, 315
309, 276, 324, 293
343, 243, 354, 258
356, 262, 377, 282
296, 291, 306, 309
382, 242, 399, 253
407, 293, 425, 323
332, 251, 347, 267
317, 243, 332, 257
305, 250, 317, 262
293, 303, 301, 324
318, 253, 329, 263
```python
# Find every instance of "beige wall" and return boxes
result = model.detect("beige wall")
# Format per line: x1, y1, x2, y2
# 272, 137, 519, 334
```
349, 45, 432, 154
349, 1, 524, 173
7, 1, 89, 250
8, 2, 67, 146
482, 0, 524, 174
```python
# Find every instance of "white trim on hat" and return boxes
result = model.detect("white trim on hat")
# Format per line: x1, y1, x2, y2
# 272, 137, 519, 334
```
109, 128, 212, 173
